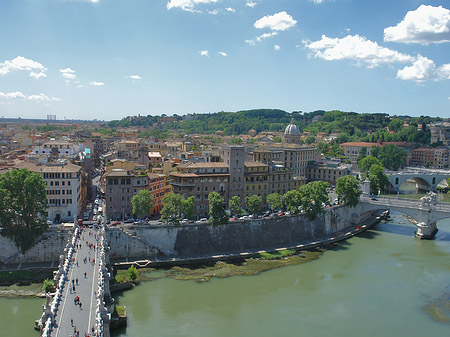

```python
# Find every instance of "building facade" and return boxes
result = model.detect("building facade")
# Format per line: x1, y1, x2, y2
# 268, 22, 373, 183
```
14, 159, 85, 223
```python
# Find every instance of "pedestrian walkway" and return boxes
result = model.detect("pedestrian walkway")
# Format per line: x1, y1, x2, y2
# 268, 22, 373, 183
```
51, 227, 101, 337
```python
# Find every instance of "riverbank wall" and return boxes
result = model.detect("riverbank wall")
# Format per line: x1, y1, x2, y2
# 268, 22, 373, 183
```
0, 204, 379, 267
108, 204, 376, 262
0, 229, 71, 266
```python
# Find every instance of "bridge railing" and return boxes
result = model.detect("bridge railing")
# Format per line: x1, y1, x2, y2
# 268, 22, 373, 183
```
360, 195, 450, 211
94, 223, 111, 337
39, 226, 80, 336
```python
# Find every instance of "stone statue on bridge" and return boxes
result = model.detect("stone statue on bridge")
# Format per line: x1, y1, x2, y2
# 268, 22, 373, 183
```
419, 191, 437, 207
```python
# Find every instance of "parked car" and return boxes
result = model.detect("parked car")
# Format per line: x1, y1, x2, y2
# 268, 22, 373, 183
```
277, 212, 285, 216
124, 218, 135, 223
92, 216, 97, 221
111, 221, 121, 226
180, 219, 189, 225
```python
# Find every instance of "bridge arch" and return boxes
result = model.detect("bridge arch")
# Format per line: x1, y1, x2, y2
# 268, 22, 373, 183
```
387, 171, 450, 193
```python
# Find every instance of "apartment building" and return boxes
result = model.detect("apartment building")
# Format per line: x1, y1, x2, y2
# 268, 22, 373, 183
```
148, 173, 168, 216
104, 169, 148, 220
307, 161, 352, 185
244, 161, 269, 202
170, 162, 229, 218
14, 159, 85, 223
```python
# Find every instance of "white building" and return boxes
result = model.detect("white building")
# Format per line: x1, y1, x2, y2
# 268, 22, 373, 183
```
32, 139, 84, 157
14, 159, 85, 223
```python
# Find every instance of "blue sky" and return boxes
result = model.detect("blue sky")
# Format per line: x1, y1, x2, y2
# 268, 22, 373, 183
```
0, 0, 450, 120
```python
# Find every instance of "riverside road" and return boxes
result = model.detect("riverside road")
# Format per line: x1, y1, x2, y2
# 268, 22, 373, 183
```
52, 227, 100, 337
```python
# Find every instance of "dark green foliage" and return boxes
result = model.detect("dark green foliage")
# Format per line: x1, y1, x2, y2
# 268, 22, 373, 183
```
245, 195, 262, 215
161, 193, 184, 224
266, 193, 282, 212
182, 196, 195, 220
42, 278, 53, 293
131, 190, 154, 219
389, 119, 403, 132
358, 156, 382, 179
298, 181, 330, 220
375, 144, 407, 171
369, 164, 389, 195
0, 169, 48, 253
208, 192, 228, 226
229, 196, 244, 216
336, 175, 361, 207
127, 265, 138, 281
283, 190, 302, 215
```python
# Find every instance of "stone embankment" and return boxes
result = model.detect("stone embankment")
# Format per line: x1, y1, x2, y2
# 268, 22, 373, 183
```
1, 204, 385, 269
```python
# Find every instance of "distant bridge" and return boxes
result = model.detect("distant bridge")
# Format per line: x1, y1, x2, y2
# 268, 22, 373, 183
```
384, 167, 450, 193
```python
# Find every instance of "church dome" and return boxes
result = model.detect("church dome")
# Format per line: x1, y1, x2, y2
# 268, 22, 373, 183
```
284, 118, 300, 135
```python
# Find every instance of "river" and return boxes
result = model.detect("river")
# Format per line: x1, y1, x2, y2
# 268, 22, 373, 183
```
2, 212, 450, 337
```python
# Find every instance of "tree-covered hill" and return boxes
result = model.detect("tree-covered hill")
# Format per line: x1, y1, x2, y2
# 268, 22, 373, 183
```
108, 109, 442, 145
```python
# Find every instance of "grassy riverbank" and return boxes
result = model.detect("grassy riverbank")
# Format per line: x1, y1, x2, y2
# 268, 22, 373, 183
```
114, 248, 324, 284
0, 270, 53, 298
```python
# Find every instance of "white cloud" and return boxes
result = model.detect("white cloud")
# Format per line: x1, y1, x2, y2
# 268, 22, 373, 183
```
89, 81, 104, 86
167, 0, 218, 12
396, 56, 450, 83
254, 11, 297, 31
0, 91, 59, 102
384, 5, 450, 44
304, 34, 414, 68
439, 64, 450, 79
60, 68, 77, 80
246, 1, 257, 8
246, 32, 278, 45
128, 75, 142, 80
274, 44, 281, 51
218, 51, 228, 56
225, 7, 235, 13
0, 56, 47, 79
199, 50, 209, 57
310, 0, 325, 3
396, 56, 438, 82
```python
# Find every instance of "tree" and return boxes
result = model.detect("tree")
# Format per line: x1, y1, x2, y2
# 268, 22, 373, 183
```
245, 195, 262, 216
306, 136, 316, 144
298, 181, 329, 220
273, 136, 282, 143
161, 193, 184, 225
283, 190, 302, 215
42, 278, 53, 293
266, 193, 282, 212
356, 147, 367, 164
131, 190, 154, 219
377, 144, 407, 171
229, 196, 244, 216
358, 156, 382, 179
182, 196, 195, 220
389, 119, 403, 132
0, 169, 48, 252
127, 265, 138, 281
208, 192, 228, 226
368, 164, 389, 195
336, 175, 361, 207
316, 141, 330, 155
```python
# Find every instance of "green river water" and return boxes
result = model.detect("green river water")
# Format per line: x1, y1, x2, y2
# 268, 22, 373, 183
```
1, 212, 450, 337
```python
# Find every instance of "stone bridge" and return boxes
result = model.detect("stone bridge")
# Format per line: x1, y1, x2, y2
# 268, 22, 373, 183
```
359, 195, 450, 239
37, 223, 113, 337
385, 167, 450, 193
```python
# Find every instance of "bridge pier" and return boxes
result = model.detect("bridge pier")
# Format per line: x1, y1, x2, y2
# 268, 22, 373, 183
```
415, 221, 438, 240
